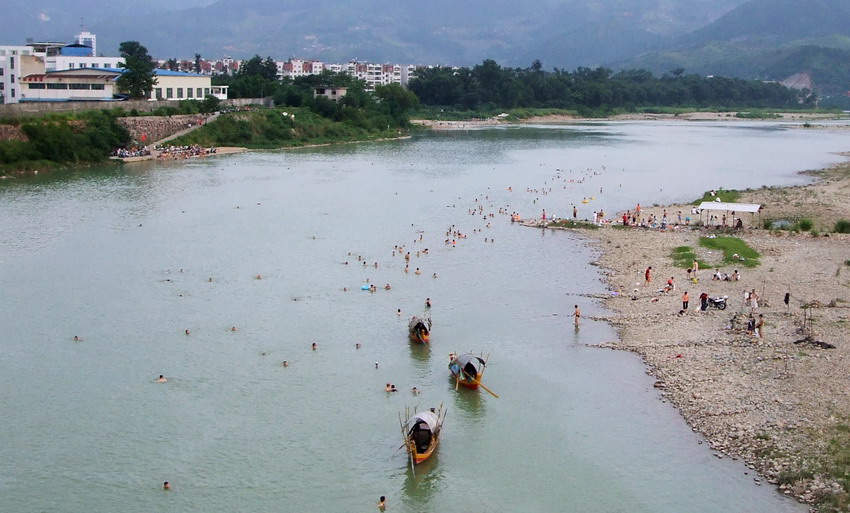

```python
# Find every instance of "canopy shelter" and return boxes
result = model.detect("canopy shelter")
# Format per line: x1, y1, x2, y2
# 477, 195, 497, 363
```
696, 202, 761, 228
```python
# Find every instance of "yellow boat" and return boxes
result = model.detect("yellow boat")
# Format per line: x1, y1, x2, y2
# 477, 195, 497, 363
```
400, 405, 446, 465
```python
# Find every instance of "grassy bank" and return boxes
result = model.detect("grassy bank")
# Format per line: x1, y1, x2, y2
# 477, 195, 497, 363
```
0, 109, 130, 175
168, 106, 403, 149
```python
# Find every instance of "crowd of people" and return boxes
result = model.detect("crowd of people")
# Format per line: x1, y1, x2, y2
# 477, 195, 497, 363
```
155, 144, 218, 160
111, 146, 151, 158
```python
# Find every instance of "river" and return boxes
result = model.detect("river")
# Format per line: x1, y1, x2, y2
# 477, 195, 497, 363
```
2, 121, 847, 512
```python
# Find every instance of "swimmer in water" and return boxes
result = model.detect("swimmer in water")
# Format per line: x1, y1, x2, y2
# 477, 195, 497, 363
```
397, 308, 402, 316
231, 326, 237, 332
411, 387, 419, 395
425, 298, 431, 308
184, 329, 190, 335
385, 383, 392, 392
355, 343, 361, 349
282, 361, 289, 367
156, 375, 167, 383
73, 335, 82, 342
163, 481, 171, 490
311, 342, 317, 350
378, 496, 386, 510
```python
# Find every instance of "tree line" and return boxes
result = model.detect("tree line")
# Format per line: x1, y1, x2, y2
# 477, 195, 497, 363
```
213, 56, 418, 128
408, 59, 814, 113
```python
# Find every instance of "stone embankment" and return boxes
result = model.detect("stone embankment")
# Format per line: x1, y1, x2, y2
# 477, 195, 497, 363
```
0, 124, 26, 142
118, 114, 212, 145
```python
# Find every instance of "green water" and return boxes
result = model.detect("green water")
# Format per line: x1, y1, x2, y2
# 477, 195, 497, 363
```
3, 121, 844, 512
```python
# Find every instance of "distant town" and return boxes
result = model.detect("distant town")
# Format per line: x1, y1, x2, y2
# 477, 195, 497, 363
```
0, 30, 423, 105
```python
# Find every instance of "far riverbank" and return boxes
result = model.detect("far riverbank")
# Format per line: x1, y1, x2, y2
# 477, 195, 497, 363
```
412, 111, 848, 130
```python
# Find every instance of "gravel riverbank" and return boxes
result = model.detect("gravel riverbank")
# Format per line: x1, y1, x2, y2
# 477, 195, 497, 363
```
525, 160, 850, 510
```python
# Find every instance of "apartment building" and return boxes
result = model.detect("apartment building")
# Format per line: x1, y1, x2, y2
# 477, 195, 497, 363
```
0, 45, 45, 104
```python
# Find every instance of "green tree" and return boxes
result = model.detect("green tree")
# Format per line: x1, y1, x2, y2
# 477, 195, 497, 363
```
374, 84, 419, 127
238, 55, 278, 81
194, 53, 202, 74
117, 41, 157, 100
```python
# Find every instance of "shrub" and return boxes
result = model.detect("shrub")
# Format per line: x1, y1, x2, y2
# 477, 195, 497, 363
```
797, 218, 814, 231
835, 219, 850, 234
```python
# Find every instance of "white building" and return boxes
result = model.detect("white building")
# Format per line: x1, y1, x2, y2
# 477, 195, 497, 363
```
149, 70, 228, 101
20, 68, 120, 102
0, 45, 44, 104
74, 31, 97, 57
47, 56, 124, 72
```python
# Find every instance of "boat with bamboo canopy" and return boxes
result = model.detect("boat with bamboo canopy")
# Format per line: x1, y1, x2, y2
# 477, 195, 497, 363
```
408, 316, 432, 344
399, 405, 446, 466
448, 352, 499, 398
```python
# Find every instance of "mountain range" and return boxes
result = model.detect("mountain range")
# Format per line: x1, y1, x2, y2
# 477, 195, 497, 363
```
5, 0, 850, 102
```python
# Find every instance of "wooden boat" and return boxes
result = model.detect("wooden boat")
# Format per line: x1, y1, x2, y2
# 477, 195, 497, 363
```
408, 316, 432, 344
400, 405, 446, 466
448, 352, 486, 390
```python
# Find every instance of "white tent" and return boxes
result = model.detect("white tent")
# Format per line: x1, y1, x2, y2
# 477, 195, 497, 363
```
697, 202, 761, 213
696, 202, 761, 228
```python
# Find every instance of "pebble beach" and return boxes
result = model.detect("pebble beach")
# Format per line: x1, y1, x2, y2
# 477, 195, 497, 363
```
526, 158, 850, 508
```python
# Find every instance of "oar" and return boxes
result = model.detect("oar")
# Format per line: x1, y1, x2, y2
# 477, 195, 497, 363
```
478, 382, 500, 399
391, 443, 406, 457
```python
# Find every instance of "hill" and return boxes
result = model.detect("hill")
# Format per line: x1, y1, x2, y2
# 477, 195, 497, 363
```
5, 0, 745, 69
615, 0, 850, 105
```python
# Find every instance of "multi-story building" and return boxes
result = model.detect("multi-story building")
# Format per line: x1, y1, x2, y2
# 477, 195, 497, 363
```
281, 59, 417, 90
0, 45, 45, 104
74, 31, 97, 57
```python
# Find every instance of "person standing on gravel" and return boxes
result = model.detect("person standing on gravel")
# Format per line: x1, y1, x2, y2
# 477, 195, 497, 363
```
682, 291, 689, 311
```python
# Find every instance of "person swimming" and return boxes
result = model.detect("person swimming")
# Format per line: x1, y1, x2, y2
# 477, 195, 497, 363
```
282, 361, 289, 367
311, 342, 317, 350
156, 375, 167, 383
163, 481, 171, 490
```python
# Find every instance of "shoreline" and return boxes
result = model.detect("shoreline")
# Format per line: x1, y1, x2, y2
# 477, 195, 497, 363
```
413, 111, 848, 130
524, 159, 850, 509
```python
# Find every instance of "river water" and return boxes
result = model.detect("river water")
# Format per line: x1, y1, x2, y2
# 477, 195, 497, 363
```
1, 121, 847, 512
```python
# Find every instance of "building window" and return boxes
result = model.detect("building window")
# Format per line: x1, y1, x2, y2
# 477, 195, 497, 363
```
10, 57, 14, 68
187, 87, 193, 98
0, 68, 4, 76
69, 83, 90, 90
204, 88, 210, 96
28, 83, 46, 89
10, 74, 15, 83
69, 63, 75, 68
155, 88, 163, 100
196, 88, 202, 97
91, 84, 104, 90
166, 88, 173, 99
11, 88, 15, 98
47, 83, 68, 89
176, 88, 183, 98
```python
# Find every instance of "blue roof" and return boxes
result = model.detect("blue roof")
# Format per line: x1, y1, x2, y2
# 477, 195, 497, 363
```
154, 69, 205, 77
67, 67, 205, 78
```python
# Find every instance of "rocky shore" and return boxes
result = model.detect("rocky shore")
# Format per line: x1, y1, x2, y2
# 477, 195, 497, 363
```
527, 161, 850, 510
